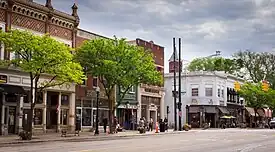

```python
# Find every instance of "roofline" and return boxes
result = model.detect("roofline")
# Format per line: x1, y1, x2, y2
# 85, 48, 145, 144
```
77, 28, 112, 40
164, 71, 245, 82
135, 38, 165, 48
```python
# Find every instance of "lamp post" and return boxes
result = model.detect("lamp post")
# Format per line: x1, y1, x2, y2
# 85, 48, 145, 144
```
94, 87, 100, 135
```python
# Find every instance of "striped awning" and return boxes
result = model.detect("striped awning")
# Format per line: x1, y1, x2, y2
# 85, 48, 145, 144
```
264, 108, 272, 118
245, 107, 258, 117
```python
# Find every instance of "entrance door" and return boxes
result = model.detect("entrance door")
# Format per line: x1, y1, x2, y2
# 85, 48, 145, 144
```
8, 106, 16, 134
76, 108, 82, 130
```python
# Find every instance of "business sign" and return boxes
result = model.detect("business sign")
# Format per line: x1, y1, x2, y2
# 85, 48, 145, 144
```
0, 75, 7, 83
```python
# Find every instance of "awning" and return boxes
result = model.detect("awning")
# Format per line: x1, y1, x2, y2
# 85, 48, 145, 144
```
218, 107, 230, 114
189, 106, 200, 113
205, 106, 216, 113
0, 84, 26, 95
257, 109, 265, 117
245, 107, 258, 117
264, 108, 272, 118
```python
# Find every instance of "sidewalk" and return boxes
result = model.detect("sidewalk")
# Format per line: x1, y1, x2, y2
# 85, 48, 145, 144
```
0, 129, 185, 147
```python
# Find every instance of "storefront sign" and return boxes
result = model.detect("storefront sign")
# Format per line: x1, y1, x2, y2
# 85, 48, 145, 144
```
0, 75, 7, 83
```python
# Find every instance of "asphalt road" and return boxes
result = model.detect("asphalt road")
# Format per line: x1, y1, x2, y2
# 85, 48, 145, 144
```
1, 129, 275, 152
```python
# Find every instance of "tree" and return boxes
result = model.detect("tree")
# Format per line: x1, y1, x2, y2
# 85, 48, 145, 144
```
234, 51, 275, 89
75, 37, 162, 132
0, 30, 84, 138
187, 57, 238, 74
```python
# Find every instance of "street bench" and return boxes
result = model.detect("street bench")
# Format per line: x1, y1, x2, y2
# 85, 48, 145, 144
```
61, 129, 80, 137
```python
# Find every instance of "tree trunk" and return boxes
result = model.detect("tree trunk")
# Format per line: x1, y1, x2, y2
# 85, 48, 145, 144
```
108, 97, 114, 134
27, 74, 34, 139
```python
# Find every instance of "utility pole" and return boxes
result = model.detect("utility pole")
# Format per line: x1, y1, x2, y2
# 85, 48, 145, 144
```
178, 38, 182, 131
173, 38, 177, 131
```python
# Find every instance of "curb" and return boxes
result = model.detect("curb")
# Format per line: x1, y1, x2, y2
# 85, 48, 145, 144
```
0, 130, 191, 147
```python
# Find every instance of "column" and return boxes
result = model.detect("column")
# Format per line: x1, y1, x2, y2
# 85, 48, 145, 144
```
16, 96, 23, 133
160, 92, 165, 120
137, 85, 141, 121
69, 93, 75, 132
1, 94, 5, 135
42, 91, 47, 132
57, 92, 61, 132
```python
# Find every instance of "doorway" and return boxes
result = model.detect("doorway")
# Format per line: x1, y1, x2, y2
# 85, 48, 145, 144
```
8, 106, 16, 134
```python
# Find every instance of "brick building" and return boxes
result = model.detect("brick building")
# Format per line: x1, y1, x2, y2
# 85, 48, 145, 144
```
74, 29, 112, 131
0, 0, 79, 135
129, 39, 165, 123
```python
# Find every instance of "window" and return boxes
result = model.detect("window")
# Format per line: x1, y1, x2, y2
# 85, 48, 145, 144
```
61, 94, 69, 106
60, 109, 68, 125
34, 109, 42, 125
83, 100, 92, 107
221, 89, 224, 98
24, 90, 30, 103
205, 85, 213, 97
192, 88, 199, 96
82, 108, 92, 126
218, 88, 221, 97
82, 66, 87, 86
92, 77, 98, 87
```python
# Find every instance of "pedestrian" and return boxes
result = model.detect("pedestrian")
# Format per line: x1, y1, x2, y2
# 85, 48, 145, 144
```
149, 117, 153, 131
113, 116, 118, 133
164, 117, 168, 131
103, 118, 108, 133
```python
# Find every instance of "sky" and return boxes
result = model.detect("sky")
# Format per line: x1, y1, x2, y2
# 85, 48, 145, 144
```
35, 0, 275, 72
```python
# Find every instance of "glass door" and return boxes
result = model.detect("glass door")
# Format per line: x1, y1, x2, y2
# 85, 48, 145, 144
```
76, 107, 82, 130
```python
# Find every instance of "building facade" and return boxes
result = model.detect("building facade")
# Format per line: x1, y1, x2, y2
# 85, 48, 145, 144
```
164, 71, 245, 129
129, 39, 165, 123
116, 86, 138, 130
75, 29, 112, 131
0, 0, 79, 135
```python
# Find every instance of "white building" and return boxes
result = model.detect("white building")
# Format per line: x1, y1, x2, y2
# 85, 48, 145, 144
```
164, 71, 244, 128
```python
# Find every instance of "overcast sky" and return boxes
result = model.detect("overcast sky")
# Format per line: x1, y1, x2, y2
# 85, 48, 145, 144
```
36, 0, 275, 72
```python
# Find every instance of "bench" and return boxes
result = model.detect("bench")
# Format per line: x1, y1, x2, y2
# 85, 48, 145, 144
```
61, 129, 80, 137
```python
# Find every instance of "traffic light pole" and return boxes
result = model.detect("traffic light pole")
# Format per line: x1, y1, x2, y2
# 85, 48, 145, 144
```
178, 38, 182, 131
173, 38, 177, 131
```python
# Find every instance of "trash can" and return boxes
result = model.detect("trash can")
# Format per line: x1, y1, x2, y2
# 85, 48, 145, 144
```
160, 122, 165, 132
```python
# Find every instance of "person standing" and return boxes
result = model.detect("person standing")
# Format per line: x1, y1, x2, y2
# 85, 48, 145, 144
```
149, 117, 153, 131
103, 118, 108, 133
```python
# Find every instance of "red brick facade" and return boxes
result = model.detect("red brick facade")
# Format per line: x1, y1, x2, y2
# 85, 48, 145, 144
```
0, 0, 78, 45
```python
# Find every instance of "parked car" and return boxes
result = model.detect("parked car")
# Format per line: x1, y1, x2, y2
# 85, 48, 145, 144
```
270, 118, 275, 129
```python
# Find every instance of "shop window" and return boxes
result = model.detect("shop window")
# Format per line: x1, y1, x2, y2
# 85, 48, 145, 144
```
34, 109, 42, 125
82, 108, 92, 126
191, 88, 199, 96
61, 94, 69, 106
60, 109, 68, 125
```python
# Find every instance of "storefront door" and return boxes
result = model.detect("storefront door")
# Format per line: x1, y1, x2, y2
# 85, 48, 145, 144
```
8, 106, 16, 134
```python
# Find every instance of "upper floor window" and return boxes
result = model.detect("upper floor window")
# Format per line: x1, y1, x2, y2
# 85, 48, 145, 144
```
218, 88, 221, 97
92, 77, 98, 87
61, 94, 69, 106
129, 86, 135, 93
205, 85, 213, 97
82, 66, 87, 86
191, 85, 199, 96
221, 89, 224, 98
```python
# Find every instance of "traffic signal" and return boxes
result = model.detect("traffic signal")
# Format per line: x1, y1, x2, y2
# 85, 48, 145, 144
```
167, 106, 170, 114
234, 81, 241, 91
262, 80, 269, 92
177, 102, 182, 111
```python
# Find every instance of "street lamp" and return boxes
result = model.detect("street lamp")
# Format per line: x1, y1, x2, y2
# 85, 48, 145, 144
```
94, 87, 100, 135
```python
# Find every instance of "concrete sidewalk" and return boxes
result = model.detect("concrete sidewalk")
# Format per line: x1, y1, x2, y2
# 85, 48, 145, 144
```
0, 129, 187, 147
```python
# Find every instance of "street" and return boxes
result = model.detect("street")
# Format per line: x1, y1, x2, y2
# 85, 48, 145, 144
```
1, 129, 275, 152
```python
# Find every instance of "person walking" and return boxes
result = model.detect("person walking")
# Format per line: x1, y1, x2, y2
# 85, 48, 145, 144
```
103, 118, 108, 133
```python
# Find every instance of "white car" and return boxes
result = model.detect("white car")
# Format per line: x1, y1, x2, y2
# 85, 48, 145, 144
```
270, 118, 275, 129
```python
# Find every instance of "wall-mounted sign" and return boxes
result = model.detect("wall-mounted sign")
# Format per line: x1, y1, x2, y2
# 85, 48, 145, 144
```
0, 75, 7, 83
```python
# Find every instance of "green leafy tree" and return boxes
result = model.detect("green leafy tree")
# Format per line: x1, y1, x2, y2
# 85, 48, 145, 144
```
234, 51, 275, 89
0, 30, 84, 137
75, 37, 162, 132
187, 57, 238, 74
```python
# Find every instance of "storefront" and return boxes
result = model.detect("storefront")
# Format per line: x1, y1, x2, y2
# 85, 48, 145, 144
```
117, 104, 138, 130
75, 97, 109, 131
